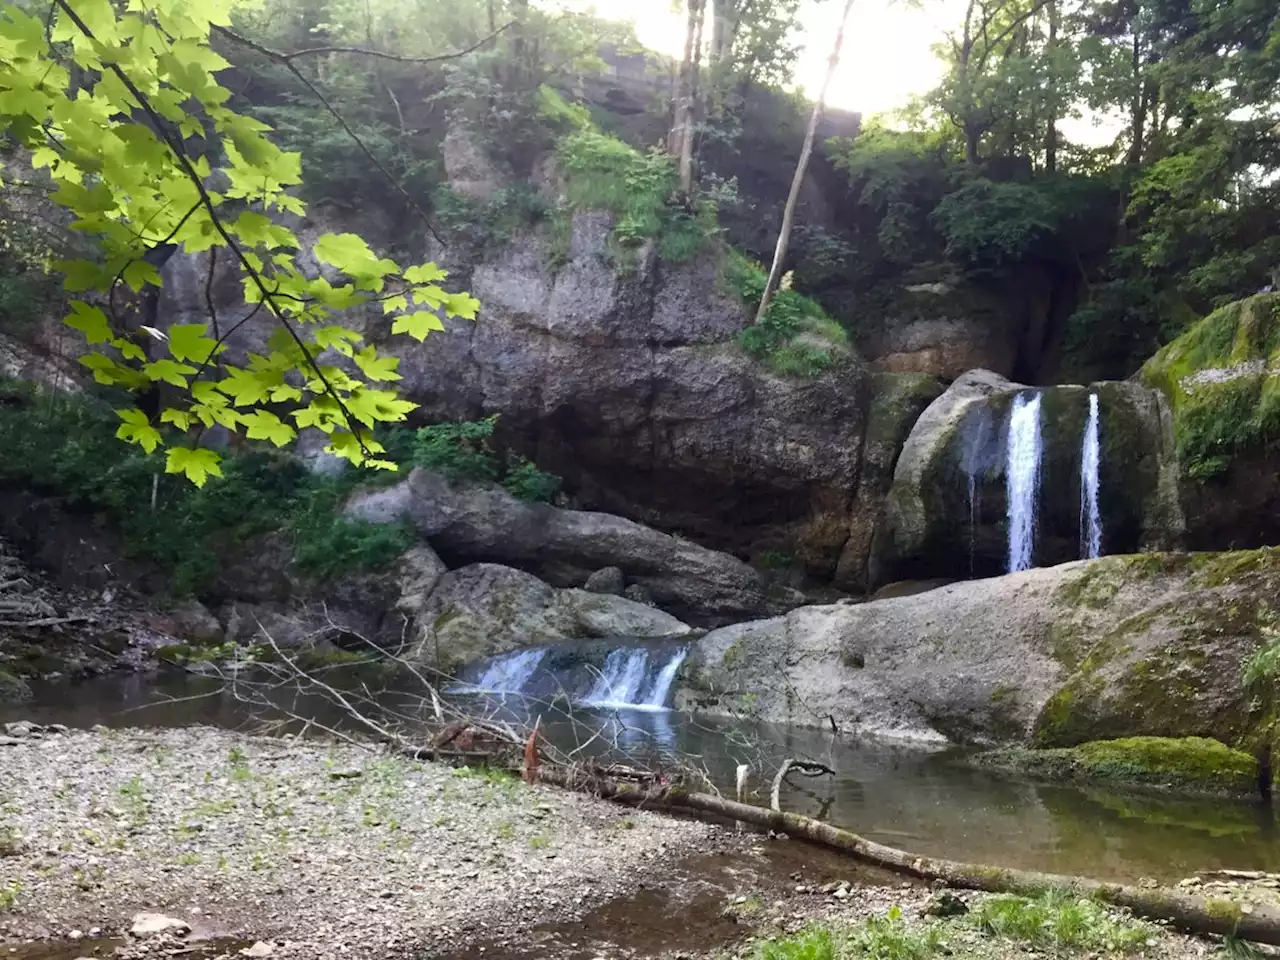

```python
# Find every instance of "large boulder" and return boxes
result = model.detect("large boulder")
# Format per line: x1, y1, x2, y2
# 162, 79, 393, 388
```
411, 563, 690, 670
872, 369, 1183, 585
1141, 293, 1280, 551
347, 468, 792, 624
680, 550, 1276, 747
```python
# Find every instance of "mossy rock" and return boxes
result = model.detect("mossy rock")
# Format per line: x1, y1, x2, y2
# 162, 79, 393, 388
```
0, 666, 32, 703
979, 736, 1259, 795
1141, 293, 1280, 482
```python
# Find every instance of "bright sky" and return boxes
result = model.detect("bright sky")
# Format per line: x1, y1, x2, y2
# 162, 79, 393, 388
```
554, 0, 964, 119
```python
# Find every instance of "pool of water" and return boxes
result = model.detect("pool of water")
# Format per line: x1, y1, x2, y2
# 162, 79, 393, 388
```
6, 671, 1279, 884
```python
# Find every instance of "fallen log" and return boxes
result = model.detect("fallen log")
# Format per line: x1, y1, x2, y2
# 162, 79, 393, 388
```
531, 765, 1280, 945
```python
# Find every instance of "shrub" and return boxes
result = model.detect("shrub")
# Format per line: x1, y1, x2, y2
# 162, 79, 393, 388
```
410, 416, 560, 503
726, 249, 849, 377
554, 129, 716, 264
0, 383, 412, 593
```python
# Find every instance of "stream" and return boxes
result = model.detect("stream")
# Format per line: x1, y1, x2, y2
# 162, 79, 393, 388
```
5, 671, 1280, 885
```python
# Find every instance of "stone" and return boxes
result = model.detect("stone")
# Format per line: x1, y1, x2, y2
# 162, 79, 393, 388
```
922, 891, 968, 918
168, 599, 223, 645
680, 550, 1275, 746
240, 943, 274, 958
129, 913, 189, 938
158, 218, 885, 586
409, 563, 690, 670
348, 469, 792, 625
623, 583, 654, 606
393, 544, 449, 620
441, 124, 502, 200
3, 721, 35, 738
583, 567, 625, 595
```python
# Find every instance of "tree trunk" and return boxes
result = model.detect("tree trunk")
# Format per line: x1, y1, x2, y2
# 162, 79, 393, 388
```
1044, 0, 1058, 173
679, 0, 706, 195
532, 766, 1280, 946
1125, 34, 1145, 168
669, 0, 704, 163
752, 0, 855, 326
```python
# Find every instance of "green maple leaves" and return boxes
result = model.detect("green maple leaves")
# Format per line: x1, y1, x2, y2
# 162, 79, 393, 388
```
0, 0, 481, 486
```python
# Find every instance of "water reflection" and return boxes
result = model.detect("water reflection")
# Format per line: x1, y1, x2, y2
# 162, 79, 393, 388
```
5, 671, 1279, 884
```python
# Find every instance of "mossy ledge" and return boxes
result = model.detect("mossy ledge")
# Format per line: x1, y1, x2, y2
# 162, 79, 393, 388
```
975, 736, 1259, 796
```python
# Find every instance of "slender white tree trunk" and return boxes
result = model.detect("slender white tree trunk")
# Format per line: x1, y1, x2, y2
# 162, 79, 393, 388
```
753, 0, 856, 326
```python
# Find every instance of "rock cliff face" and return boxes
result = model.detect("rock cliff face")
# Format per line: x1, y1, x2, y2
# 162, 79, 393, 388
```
872, 370, 1184, 585
159, 213, 939, 588
679, 550, 1274, 748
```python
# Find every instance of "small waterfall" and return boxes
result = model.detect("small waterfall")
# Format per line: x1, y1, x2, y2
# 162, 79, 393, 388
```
960, 407, 993, 576
641, 647, 687, 709
470, 648, 546, 696
1079, 393, 1103, 559
581, 649, 650, 707
1005, 392, 1044, 573
579, 647, 687, 711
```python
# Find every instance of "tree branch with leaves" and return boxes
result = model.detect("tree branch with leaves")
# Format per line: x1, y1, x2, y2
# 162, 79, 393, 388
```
0, 0, 481, 485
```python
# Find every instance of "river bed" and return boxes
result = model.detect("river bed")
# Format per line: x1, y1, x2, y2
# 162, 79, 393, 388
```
5, 671, 1279, 885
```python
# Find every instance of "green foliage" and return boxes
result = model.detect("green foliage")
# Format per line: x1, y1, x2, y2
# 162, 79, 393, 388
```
754, 928, 835, 960
932, 178, 1060, 271
973, 890, 1152, 953
0, 0, 481, 484
727, 249, 848, 378
412, 416, 501, 483
410, 416, 560, 503
851, 907, 943, 960
555, 130, 717, 264
752, 910, 941, 960
0, 384, 412, 594
502, 456, 561, 504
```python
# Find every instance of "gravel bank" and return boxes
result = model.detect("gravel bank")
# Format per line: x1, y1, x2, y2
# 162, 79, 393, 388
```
0, 725, 726, 957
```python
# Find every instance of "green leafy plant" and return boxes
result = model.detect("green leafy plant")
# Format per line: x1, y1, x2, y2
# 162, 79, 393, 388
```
851, 907, 943, 960
502, 455, 561, 503
412, 416, 501, 482
973, 890, 1152, 953
0, 0, 480, 484
754, 927, 835, 960
0, 880, 19, 911
727, 249, 848, 377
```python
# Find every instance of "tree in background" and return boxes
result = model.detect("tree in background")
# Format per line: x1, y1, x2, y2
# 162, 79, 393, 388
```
752, 0, 856, 327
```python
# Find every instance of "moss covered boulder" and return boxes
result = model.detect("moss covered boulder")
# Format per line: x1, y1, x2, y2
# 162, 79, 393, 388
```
872, 370, 1183, 585
979, 736, 1259, 795
682, 547, 1278, 748
1141, 292, 1280, 551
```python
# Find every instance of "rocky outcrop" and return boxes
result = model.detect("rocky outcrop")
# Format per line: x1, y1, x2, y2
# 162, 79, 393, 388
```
1141, 293, 1280, 552
346, 468, 793, 624
411, 563, 689, 670
157, 212, 934, 586
680, 550, 1275, 747
872, 370, 1184, 585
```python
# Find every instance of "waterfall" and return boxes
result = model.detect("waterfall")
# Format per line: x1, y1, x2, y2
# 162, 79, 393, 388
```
1079, 393, 1103, 559
960, 408, 993, 576
641, 647, 687, 709
580, 647, 687, 711
1005, 392, 1044, 573
469, 648, 546, 696
581, 649, 650, 707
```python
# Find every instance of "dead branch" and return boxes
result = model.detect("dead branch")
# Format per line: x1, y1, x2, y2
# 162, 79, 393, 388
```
770, 757, 835, 812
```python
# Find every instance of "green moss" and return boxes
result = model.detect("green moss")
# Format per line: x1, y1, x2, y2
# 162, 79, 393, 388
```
1141, 293, 1280, 481
1189, 546, 1280, 588
981, 736, 1258, 795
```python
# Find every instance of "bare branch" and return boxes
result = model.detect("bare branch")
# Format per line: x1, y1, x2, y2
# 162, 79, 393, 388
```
214, 22, 513, 65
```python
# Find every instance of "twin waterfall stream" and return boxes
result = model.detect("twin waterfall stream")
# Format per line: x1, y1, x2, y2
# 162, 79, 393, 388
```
1002, 390, 1104, 574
